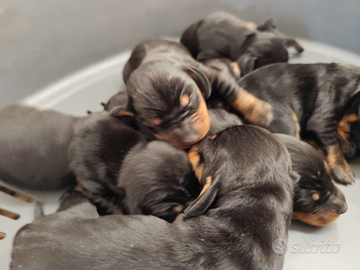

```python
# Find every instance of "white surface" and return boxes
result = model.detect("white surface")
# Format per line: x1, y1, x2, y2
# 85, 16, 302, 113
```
1, 39, 360, 269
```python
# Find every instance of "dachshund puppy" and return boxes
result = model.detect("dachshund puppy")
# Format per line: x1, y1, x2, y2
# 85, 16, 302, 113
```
181, 12, 303, 76
71, 110, 199, 221
11, 125, 293, 270
0, 104, 76, 190
69, 110, 150, 214
122, 39, 273, 149
235, 62, 360, 185
275, 134, 348, 226
117, 140, 200, 222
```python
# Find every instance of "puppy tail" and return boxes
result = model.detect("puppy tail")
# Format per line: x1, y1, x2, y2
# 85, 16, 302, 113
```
34, 201, 44, 219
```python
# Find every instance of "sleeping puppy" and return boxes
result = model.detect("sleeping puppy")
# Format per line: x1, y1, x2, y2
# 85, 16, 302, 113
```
11, 125, 293, 270
69, 110, 151, 215
122, 39, 273, 149
0, 104, 76, 190
275, 134, 348, 226
235, 62, 360, 185
180, 12, 303, 76
117, 140, 200, 222
71, 110, 199, 221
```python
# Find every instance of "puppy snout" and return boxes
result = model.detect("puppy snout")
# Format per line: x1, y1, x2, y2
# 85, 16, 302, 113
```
338, 203, 348, 215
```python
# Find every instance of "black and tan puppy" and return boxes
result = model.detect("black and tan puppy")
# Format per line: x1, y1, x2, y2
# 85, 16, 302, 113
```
234, 62, 360, 185
122, 39, 273, 149
11, 125, 293, 270
275, 134, 348, 226
70, 110, 199, 221
181, 12, 303, 76
117, 140, 200, 222
69, 110, 150, 214
0, 104, 76, 190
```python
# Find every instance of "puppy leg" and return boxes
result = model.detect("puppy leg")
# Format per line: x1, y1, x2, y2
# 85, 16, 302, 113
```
268, 106, 299, 137
200, 60, 273, 127
307, 116, 355, 184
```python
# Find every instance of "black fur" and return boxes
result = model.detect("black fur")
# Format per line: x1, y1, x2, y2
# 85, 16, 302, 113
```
207, 108, 243, 135
11, 125, 293, 270
102, 90, 128, 112
118, 140, 200, 222
180, 12, 303, 76
275, 134, 347, 226
0, 104, 76, 190
69, 111, 151, 214
122, 39, 273, 149
70, 111, 199, 221
236, 62, 360, 184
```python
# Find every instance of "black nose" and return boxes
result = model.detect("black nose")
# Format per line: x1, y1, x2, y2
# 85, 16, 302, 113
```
338, 203, 348, 215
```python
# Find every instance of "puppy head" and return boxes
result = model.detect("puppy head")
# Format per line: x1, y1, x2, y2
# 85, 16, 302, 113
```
276, 134, 348, 226
126, 62, 211, 149
257, 18, 304, 54
237, 32, 289, 76
185, 125, 293, 218
120, 141, 200, 222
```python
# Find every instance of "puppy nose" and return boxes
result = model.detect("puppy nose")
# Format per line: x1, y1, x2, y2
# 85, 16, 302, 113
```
338, 203, 348, 215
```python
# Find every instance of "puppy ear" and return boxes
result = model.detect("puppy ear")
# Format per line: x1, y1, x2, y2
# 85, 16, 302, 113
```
180, 20, 203, 58
185, 67, 212, 99
257, 18, 276, 31
237, 53, 257, 76
184, 176, 219, 219
109, 105, 134, 118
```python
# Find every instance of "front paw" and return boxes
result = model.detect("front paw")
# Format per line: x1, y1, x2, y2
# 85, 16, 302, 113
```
332, 164, 355, 185
245, 100, 274, 127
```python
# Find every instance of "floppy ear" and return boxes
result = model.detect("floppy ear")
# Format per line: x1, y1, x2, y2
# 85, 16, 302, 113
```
180, 20, 203, 58
185, 67, 212, 99
237, 53, 257, 76
257, 18, 276, 32
184, 176, 219, 219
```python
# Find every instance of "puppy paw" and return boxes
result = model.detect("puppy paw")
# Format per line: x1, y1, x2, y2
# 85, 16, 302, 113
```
332, 164, 355, 185
245, 100, 274, 127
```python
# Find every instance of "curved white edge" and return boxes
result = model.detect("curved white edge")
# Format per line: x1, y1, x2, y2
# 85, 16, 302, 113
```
20, 39, 360, 108
21, 51, 131, 108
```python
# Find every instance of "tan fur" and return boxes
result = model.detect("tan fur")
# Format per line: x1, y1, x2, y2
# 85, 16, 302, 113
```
0, 232, 6, 240
246, 22, 257, 30
312, 193, 320, 201
199, 176, 212, 197
118, 111, 134, 117
289, 107, 301, 139
233, 88, 273, 127
188, 150, 204, 181
337, 113, 357, 140
292, 211, 340, 226
180, 94, 190, 107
